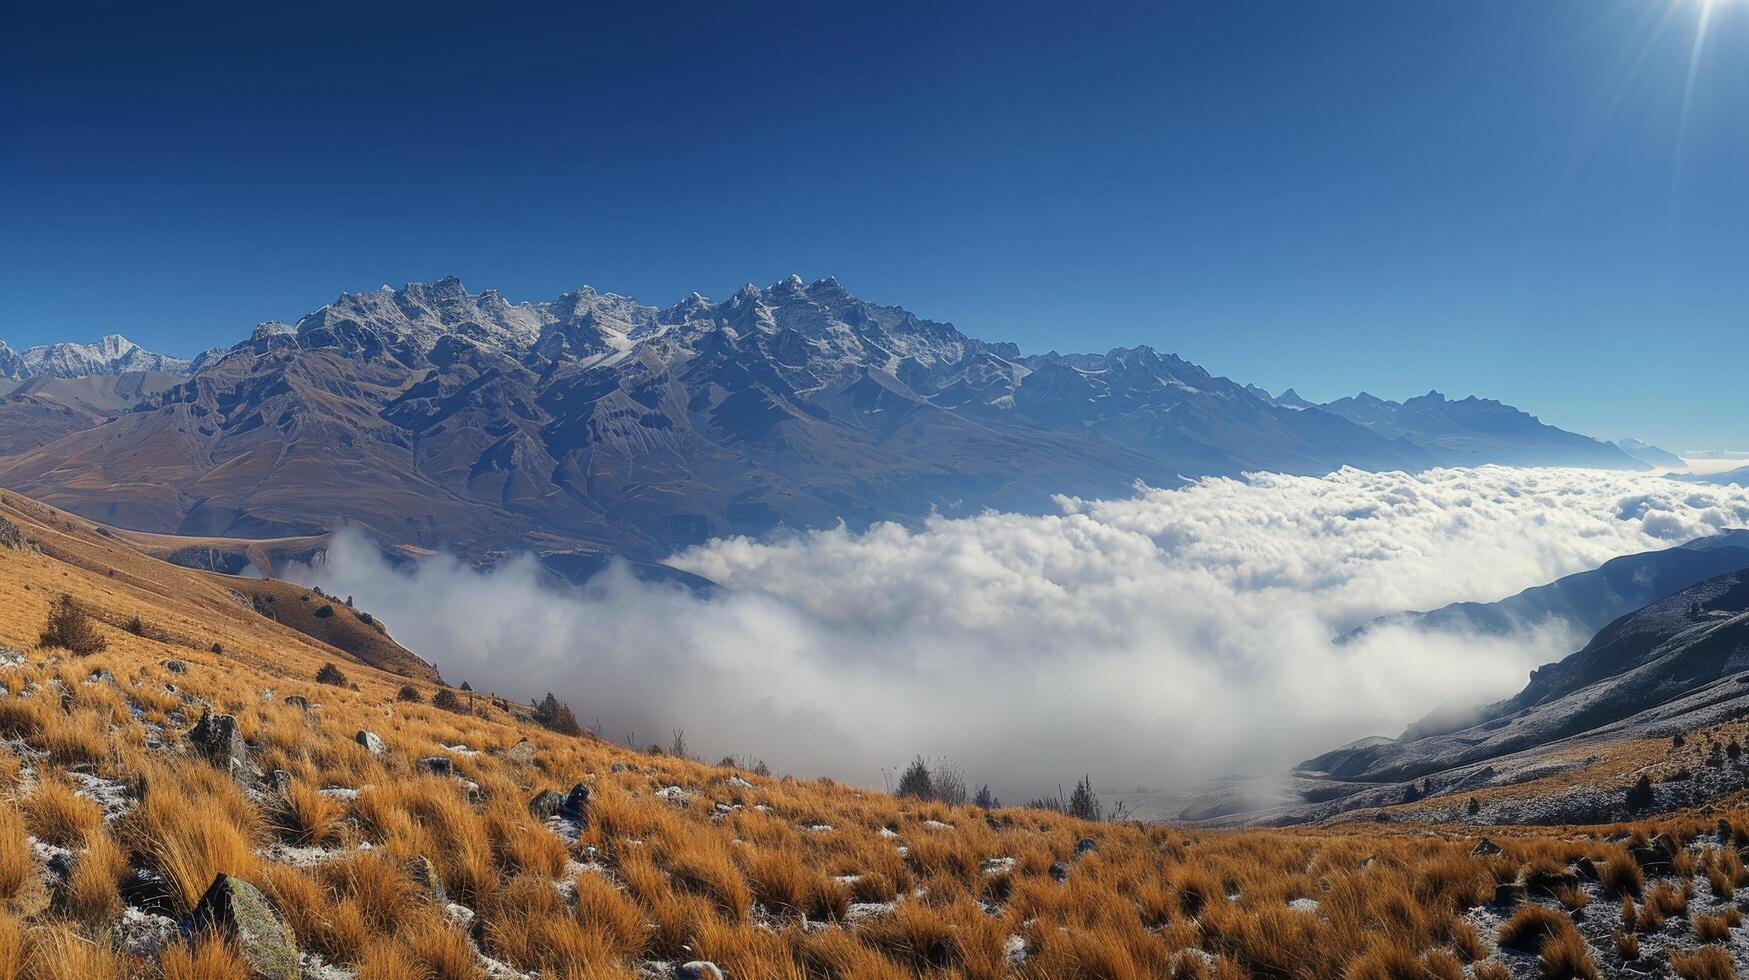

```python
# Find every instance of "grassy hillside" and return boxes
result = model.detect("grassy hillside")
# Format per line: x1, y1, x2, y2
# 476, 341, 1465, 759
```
0, 489, 1747, 977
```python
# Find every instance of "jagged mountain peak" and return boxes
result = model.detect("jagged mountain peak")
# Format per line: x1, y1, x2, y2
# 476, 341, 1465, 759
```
0, 334, 192, 380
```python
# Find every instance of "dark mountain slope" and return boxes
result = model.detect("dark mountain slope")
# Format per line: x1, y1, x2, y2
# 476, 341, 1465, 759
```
1300, 570, 1749, 784
1342, 529, 1749, 643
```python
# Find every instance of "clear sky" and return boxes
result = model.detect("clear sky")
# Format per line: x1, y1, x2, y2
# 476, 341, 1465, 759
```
4, 1, 1745, 451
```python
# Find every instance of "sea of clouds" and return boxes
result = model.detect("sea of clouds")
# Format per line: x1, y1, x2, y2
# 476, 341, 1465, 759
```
292, 466, 1749, 802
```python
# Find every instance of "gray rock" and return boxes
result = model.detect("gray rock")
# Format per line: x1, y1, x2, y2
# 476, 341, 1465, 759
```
355, 730, 386, 755
1049, 861, 1069, 882
611, 761, 627, 773
562, 782, 591, 819
406, 854, 447, 904
1074, 837, 1097, 855
188, 711, 247, 768
506, 739, 535, 765
282, 695, 309, 712
46, 850, 76, 883
675, 963, 725, 980
528, 789, 564, 820
161, 659, 187, 674
418, 756, 453, 777
1471, 837, 1502, 856
190, 873, 299, 980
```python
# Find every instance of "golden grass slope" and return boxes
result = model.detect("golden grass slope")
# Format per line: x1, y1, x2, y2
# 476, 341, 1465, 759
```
1, 486, 1749, 977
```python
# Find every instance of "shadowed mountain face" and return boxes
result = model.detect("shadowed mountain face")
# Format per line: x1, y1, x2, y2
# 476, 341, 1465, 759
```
1343, 529, 1749, 646
1300, 569, 1749, 785
0, 277, 1621, 560
1320, 390, 1646, 469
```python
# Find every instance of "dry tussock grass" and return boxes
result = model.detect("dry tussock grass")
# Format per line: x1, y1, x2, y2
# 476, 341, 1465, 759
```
8, 493, 1749, 975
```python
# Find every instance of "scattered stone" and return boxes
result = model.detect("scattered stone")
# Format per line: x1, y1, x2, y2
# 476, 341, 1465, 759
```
355, 730, 386, 755
1471, 838, 1502, 857
283, 695, 309, 712
112, 906, 180, 957
506, 739, 535, 765
418, 756, 453, 777
407, 855, 447, 904
728, 775, 754, 789
610, 761, 627, 773
459, 779, 481, 803
529, 789, 565, 820
981, 857, 1017, 876
655, 785, 691, 803
562, 782, 591, 819
1049, 861, 1069, 882
268, 770, 293, 796
1075, 837, 1098, 855
45, 850, 76, 884
161, 659, 187, 674
675, 963, 724, 980
85, 668, 116, 685
188, 711, 247, 769
191, 873, 300, 980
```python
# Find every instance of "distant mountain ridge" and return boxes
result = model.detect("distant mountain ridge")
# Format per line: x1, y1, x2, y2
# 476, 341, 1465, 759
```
0, 276, 1644, 562
1342, 529, 1749, 647
0, 334, 191, 379
1318, 390, 1645, 470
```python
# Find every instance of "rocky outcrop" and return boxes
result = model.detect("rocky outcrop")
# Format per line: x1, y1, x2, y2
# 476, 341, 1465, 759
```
190, 874, 299, 980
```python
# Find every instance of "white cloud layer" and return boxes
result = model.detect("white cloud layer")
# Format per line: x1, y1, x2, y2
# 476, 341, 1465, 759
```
292, 466, 1749, 801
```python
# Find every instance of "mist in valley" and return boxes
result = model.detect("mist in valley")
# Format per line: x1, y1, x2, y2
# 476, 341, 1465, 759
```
291, 466, 1749, 803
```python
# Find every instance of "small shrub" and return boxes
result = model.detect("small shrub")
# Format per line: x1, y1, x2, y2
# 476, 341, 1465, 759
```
40, 593, 107, 655
314, 603, 335, 619
1067, 774, 1102, 821
432, 688, 464, 713
532, 692, 582, 736
1627, 774, 1655, 811
315, 662, 348, 687
395, 685, 423, 703
896, 757, 933, 799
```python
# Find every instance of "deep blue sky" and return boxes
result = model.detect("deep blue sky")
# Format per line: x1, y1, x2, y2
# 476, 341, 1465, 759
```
4, 1, 1745, 449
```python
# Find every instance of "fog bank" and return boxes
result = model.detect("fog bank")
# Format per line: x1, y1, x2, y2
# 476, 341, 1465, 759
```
290, 466, 1749, 801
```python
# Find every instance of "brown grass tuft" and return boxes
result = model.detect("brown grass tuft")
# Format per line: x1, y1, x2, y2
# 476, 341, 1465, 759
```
1670, 946, 1736, 980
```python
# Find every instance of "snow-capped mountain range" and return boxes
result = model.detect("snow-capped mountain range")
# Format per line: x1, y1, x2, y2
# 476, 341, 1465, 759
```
0, 334, 193, 380
0, 276, 1655, 562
